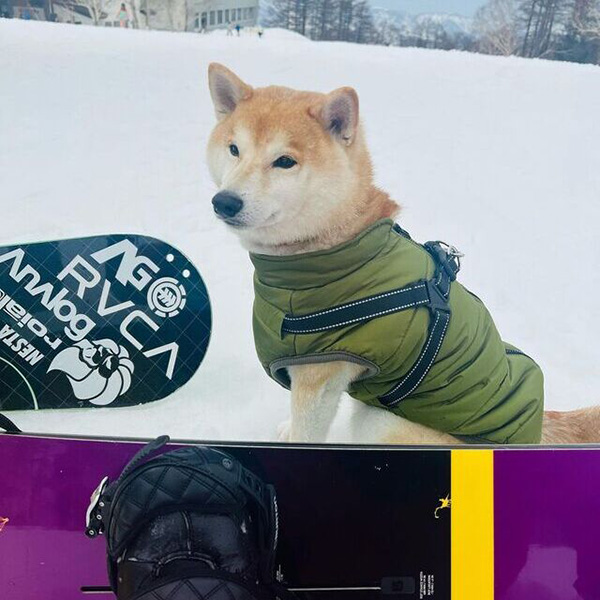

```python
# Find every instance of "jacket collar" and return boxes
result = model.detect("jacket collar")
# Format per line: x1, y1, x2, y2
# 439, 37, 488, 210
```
249, 219, 396, 290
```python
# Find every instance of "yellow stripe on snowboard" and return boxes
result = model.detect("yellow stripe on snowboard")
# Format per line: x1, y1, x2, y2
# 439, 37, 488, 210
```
451, 449, 494, 600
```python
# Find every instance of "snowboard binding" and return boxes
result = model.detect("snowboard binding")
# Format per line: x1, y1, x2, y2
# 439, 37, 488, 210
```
86, 436, 295, 600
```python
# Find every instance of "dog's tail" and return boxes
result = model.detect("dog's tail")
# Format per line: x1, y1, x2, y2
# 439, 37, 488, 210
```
542, 407, 600, 444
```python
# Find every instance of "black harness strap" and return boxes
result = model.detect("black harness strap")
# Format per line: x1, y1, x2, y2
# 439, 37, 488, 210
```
280, 227, 461, 406
282, 282, 431, 334
379, 240, 460, 407
378, 290, 450, 407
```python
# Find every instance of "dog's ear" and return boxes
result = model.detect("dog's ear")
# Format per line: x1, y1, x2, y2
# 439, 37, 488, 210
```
208, 63, 253, 121
310, 87, 359, 146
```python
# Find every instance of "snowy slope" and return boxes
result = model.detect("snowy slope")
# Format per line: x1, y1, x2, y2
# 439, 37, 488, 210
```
1, 20, 599, 441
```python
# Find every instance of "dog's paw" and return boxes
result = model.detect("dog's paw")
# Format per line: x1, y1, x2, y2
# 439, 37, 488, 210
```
277, 420, 291, 442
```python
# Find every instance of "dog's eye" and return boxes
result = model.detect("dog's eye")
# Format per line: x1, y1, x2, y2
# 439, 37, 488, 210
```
229, 144, 240, 157
273, 156, 297, 169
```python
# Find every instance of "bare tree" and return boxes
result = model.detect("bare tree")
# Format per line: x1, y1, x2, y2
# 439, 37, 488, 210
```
264, 0, 293, 30
412, 16, 451, 49
373, 14, 401, 46
297, 0, 312, 35
79, 0, 109, 25
351, 0, 375, 43
128, 0, 140, 28
265, 0, 376, 44
474, 0, 521, 55
164, 0, 186, 31
572, 0, 600, 40
337, 0, 353, 41
520, 0, 563, 58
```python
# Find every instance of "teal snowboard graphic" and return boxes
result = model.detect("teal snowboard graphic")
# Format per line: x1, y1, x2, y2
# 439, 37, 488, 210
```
0, 235, 211, 409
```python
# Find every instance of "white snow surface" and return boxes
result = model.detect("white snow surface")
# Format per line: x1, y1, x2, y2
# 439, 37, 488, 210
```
1, 20, 599, 442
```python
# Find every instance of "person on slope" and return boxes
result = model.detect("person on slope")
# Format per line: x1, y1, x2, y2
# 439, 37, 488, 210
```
117, 3, 129, 28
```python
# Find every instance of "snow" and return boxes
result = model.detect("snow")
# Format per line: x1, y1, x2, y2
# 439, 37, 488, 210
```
1, 20, 599, 442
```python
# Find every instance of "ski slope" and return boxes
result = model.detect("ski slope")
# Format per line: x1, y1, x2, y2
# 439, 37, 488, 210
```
1, 20, 599, 442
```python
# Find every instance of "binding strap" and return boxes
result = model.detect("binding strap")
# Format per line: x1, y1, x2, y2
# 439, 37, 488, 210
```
280, 235, 461, 406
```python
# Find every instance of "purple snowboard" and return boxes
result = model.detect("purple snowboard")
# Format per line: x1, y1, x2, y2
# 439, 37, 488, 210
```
1, 433, 600, 600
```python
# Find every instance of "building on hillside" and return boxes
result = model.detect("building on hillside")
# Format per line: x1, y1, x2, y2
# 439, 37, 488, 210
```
1, 0, 259, 31
3, 0, 101, 24
2, 0, 50, 20
188, 0, 259, 32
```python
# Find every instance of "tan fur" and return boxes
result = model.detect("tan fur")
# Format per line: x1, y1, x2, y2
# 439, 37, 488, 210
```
207, 63, 600, 445
285, 362, 363, 442
207, 63, 398, 255
542, 408, 600, 444
377, 426, 460, 446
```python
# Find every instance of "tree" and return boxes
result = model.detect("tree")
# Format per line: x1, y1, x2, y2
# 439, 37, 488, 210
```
265, 0, 377, 44
351, 0, 376, 44
163, 0, 186, 31
263, 0, 293, 30
297, 0, 312, 36
572, 0, 600, 40
563, 0, 600, 62
79, 0, 109, 25
520, 0, 563, 58
474, 0, 521, 55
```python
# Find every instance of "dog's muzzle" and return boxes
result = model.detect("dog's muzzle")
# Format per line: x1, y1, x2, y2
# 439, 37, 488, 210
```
212, 191, 243, 220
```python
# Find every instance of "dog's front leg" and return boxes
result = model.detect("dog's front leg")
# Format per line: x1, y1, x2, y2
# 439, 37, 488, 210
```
284, 361, 365, 443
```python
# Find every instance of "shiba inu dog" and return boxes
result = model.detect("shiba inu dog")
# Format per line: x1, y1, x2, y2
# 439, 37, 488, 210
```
206, 63, 599, 445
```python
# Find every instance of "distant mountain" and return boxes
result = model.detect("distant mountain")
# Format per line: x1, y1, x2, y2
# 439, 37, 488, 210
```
415, 12, 473, 35
373, 7, 474, 40
258, 1, 475, 46
369, 0, 483, 17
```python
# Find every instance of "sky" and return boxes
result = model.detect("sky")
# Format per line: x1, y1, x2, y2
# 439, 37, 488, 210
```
370, 0, 485, 17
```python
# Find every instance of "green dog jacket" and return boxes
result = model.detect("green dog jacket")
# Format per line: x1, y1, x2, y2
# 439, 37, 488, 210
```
250, 219, 544, 444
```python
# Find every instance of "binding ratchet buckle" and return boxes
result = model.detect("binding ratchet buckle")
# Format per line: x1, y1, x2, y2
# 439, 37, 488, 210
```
85, 476, 109, 538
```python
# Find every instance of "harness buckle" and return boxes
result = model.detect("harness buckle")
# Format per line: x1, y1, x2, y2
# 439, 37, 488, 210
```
424, 241, 462, 281
439, 242, 464, 259
425, 279, 451, 314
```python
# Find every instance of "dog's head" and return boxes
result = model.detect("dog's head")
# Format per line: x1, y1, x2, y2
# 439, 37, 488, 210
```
206, 63, 385, 253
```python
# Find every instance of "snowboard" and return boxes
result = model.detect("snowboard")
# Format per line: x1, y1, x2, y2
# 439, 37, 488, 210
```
0, 235, 211, 410
1, 433, 599, 600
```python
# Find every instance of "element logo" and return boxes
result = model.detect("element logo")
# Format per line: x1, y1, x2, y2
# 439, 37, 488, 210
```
147, 277, 187, 318
48, 339, 134, 406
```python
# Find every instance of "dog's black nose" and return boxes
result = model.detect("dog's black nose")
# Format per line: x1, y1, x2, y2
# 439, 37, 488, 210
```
212, 192, 243, 219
